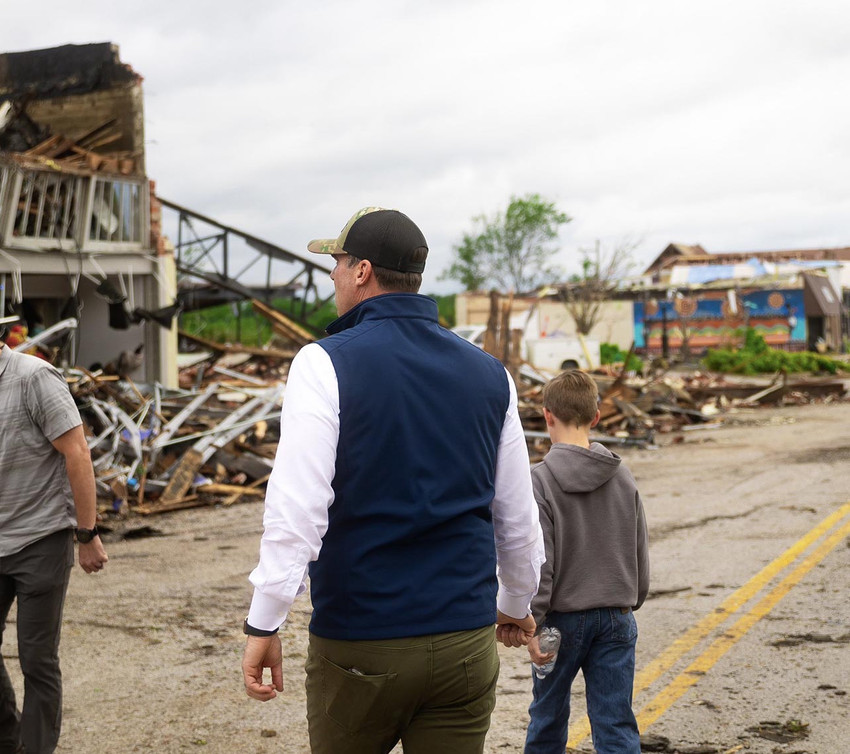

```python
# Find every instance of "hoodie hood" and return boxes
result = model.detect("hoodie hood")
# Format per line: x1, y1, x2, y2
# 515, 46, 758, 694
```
541, 441, 621, 493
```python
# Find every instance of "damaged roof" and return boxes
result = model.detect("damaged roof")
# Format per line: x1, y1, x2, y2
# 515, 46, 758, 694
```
0, 43, 141, 102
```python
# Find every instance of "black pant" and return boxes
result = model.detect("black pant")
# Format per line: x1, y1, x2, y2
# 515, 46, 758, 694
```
0, 530, 74, 754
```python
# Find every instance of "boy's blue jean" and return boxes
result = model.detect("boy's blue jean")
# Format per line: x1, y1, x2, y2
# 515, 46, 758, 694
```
524, 608, 641, 754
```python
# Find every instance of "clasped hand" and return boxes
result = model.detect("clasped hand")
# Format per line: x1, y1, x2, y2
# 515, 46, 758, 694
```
495, 609, 536, 647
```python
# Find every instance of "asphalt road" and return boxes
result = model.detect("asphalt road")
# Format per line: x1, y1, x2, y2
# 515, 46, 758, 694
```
4, 400, 849, 753
560, 400, 850, 753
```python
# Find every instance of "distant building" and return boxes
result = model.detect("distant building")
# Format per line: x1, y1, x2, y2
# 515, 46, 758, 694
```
634, 244, 849, 355
0, 43, 178, 385
454, 291, 635, 351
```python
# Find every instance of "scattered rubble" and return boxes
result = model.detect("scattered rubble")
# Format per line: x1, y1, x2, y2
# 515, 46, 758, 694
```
745, 719, 809, 743
15, 301, 841, 521
61, 301, 309, 521
0, 100, 141, 175
519, 362, 848, 461
769, 633, 850, 648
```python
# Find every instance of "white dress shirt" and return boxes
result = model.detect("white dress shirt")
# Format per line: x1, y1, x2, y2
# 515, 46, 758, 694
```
248, 342, 544, 631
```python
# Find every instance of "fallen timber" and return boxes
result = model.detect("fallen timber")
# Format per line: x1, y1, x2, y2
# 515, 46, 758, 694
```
50, 307, 846, 524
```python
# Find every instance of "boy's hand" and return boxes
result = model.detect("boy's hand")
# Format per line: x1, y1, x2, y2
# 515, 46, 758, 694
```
495, 610, 536, 647
527, 634, 555, 665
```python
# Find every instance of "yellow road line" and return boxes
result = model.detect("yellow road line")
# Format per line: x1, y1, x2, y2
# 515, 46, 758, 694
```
566, 502, 850, 748
636, 517, 850, 729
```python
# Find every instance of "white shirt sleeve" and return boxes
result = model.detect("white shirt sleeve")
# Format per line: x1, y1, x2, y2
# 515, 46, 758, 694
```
247, 343, 339, 631
492, 369, 545, 619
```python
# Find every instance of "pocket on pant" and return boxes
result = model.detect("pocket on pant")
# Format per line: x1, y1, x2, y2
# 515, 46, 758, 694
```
319, 655, 398, 733
609, 608, 638, 642
463, 641, 499, 717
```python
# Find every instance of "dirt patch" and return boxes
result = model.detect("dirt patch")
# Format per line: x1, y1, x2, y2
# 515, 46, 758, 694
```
784, 445, 850, 464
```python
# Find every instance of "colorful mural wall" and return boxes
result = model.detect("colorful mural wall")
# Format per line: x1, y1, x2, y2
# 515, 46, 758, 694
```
633, 289, 806, 352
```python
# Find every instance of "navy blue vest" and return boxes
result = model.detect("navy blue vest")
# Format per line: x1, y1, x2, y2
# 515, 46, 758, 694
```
309, 294, 510, 640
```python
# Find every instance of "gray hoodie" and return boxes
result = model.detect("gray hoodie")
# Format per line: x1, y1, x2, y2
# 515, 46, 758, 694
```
530, 442, 650, 625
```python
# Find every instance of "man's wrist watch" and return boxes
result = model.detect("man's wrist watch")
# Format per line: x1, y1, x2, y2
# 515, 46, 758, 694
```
243, 618, 279, 637
75, 526, 99, 544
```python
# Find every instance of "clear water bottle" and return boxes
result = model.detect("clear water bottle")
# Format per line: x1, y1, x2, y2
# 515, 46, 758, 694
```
533, 626, 561, 679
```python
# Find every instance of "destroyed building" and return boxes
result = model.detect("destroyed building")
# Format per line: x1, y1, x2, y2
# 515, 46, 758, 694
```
635, 243, 850, 355
454, 242, 849, 362
0, 43, 178, 385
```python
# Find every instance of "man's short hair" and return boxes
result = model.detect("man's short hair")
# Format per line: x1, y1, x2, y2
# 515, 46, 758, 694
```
542, 369, 599, 427
346, 248, 427, 293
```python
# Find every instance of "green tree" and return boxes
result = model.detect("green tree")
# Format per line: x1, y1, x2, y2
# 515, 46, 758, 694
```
440, 194, 570, 292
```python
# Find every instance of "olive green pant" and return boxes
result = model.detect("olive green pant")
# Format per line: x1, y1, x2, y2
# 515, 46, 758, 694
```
305, 624, 499, 754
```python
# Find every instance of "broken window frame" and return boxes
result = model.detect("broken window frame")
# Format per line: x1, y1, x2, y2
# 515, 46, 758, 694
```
4, 168, 84, 249
0, 164, 11, 234
86, 176, 148, 249
0, 164, 149, 253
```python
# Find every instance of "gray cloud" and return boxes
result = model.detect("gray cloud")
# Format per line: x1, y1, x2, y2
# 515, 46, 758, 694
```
3, 0, 849, 294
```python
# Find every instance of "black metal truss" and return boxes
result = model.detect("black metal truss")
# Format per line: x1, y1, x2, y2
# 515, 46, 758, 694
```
158, 198, 334, 327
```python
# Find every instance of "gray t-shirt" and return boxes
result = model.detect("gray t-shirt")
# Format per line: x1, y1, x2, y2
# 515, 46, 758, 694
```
0, 346, 82, 556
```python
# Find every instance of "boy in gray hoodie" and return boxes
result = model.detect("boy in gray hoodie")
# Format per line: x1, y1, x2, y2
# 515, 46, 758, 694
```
525, 370, 649, 754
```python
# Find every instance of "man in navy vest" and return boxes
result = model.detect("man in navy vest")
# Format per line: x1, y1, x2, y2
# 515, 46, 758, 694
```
242, 207, 544, 753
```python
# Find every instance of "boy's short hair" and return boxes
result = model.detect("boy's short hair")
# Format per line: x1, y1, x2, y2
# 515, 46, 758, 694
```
542, 369, 599, 427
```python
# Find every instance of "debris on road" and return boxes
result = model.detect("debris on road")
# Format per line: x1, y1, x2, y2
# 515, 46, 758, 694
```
745, 719, 809, 743
59, 301, 316, 520
518, 362, 848, 459
26, 300, 843, 521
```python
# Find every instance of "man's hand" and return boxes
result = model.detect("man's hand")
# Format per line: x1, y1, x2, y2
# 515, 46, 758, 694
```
495, 609, 536, 647
242, 634, 284, 701
527, 633, 555, 665
79, 537, 108, 573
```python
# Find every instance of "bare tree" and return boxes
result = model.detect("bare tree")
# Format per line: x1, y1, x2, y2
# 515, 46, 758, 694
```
558, 238, 640, 335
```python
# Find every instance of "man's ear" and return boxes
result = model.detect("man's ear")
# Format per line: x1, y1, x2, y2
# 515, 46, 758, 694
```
355, 259, 374, 287
543, 407, 556, 428
590, 408, 601, 428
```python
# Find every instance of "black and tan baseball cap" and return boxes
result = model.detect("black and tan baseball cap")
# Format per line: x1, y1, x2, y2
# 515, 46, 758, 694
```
307, 207, 428, 274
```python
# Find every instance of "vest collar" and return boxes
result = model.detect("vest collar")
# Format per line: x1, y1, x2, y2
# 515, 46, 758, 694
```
326, 293, 439, 335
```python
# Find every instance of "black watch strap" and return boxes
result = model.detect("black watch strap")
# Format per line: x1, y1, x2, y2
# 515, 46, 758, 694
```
75, 526, 99, 544
243, 618, 279, 637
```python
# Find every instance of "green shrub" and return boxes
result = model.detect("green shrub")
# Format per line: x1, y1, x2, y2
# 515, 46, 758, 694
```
703, 328, 846, 375
600, 343, 644, 372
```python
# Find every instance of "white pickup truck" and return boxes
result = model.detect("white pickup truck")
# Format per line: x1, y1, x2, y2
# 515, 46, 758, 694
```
523, 335, 600, 371
451, 325, 599, 371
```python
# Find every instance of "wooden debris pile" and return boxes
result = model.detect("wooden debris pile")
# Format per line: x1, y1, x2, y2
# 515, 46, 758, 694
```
1, 108, 140, 175
69, 302, 316, 519
518, 365, 848, 461
63, 289, 848, 519
71, 369, 284, 519
678, 370, 848, 408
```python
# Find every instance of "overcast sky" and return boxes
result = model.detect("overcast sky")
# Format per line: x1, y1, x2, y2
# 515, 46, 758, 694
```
3, 1, 849, 295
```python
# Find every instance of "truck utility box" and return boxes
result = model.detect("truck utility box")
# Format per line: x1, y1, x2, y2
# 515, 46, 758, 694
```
523, 336, 600, 371
450, 325, 600, 371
